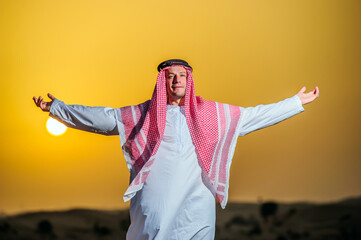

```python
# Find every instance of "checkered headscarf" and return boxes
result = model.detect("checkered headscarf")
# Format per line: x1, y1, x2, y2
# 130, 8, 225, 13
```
116, 65, 242, 208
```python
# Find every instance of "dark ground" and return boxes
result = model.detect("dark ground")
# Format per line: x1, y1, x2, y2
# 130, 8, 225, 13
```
1, 196, 360, 240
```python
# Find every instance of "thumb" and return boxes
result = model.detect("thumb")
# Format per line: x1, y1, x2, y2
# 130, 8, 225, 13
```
298, 86, 306, 94
48, 93, 56, 101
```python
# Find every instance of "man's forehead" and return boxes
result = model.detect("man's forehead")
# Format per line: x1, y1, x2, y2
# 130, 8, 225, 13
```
166, 66, 187, 74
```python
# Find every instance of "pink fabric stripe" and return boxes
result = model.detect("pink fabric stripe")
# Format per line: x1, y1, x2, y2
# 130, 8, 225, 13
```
141, 170, 150, 183
120, 106, 144, 172
219, 105, 241, 184
217, 185, 225, 192
210, 103, 226, 181
120, 106, 135, 136
217, 194, 224, 204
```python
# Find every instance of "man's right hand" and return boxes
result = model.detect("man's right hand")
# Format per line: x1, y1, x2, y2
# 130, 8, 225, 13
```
33, 93, 57, 112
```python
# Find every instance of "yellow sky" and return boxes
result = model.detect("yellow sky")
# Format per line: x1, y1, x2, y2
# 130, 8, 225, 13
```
0, 0, 360, 215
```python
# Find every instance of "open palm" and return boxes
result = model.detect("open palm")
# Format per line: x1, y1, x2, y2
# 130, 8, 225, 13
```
297, 86, 319, 105
33, 93, 56, 112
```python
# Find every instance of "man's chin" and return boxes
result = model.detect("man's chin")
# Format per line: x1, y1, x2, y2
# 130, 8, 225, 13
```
171, 91, 185, 98
170, 94, 185, 100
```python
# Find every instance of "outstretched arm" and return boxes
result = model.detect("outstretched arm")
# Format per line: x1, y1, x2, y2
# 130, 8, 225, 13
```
238, 86, 319, 136
33, 93, 118, 136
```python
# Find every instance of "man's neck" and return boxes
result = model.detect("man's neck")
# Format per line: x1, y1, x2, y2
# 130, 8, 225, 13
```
167, 97, 185, 106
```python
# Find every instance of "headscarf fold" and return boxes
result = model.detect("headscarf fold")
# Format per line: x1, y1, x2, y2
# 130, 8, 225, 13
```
115, 66, 242, 208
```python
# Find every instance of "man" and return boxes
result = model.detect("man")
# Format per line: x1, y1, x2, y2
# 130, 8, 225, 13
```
33, 59, 319, 239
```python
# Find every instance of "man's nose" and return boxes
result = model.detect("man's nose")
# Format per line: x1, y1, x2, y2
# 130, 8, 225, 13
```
173, 75, 180, 83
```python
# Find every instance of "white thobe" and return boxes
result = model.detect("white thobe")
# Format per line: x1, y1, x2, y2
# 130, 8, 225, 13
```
49, 95, 304, 239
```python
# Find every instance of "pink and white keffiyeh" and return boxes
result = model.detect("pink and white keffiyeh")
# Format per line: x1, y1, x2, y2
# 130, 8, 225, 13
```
115, 66, 242, 208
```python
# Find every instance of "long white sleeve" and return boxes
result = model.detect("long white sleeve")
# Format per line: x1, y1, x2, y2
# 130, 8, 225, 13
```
238, 94, 304, 136
49, 99, 118, 135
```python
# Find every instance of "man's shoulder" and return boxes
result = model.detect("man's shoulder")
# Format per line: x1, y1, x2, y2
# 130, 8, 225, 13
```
196, 96, 240, 109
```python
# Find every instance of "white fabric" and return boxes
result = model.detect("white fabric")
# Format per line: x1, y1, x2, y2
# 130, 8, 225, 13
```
126, 105, 216, 239
49, 94, 304, 239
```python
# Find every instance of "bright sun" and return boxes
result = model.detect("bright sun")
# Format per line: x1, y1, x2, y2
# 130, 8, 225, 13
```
46, 117, 67, 136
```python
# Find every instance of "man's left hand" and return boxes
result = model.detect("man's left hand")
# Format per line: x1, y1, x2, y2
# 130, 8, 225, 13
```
297, 86, 320, 105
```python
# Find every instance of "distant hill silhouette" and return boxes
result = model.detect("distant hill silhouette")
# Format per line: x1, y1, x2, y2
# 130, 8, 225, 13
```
1, 196, 360, 240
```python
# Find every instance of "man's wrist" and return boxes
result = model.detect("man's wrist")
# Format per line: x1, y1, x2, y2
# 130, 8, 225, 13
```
49, 99, 61, 116
294, 95, 304, 112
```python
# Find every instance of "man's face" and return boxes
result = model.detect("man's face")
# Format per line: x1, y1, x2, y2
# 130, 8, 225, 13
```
165, 66, 187, 102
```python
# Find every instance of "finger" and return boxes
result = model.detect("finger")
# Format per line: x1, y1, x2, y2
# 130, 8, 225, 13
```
298, 86, 306, 94
36, 96, 42, 106
309, 87, 318, 97
39, 97, 45, 108
38, 99, 43, 108
48, 93, 56, 100
315, 86, 319, 97
33, 97, 38, 106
